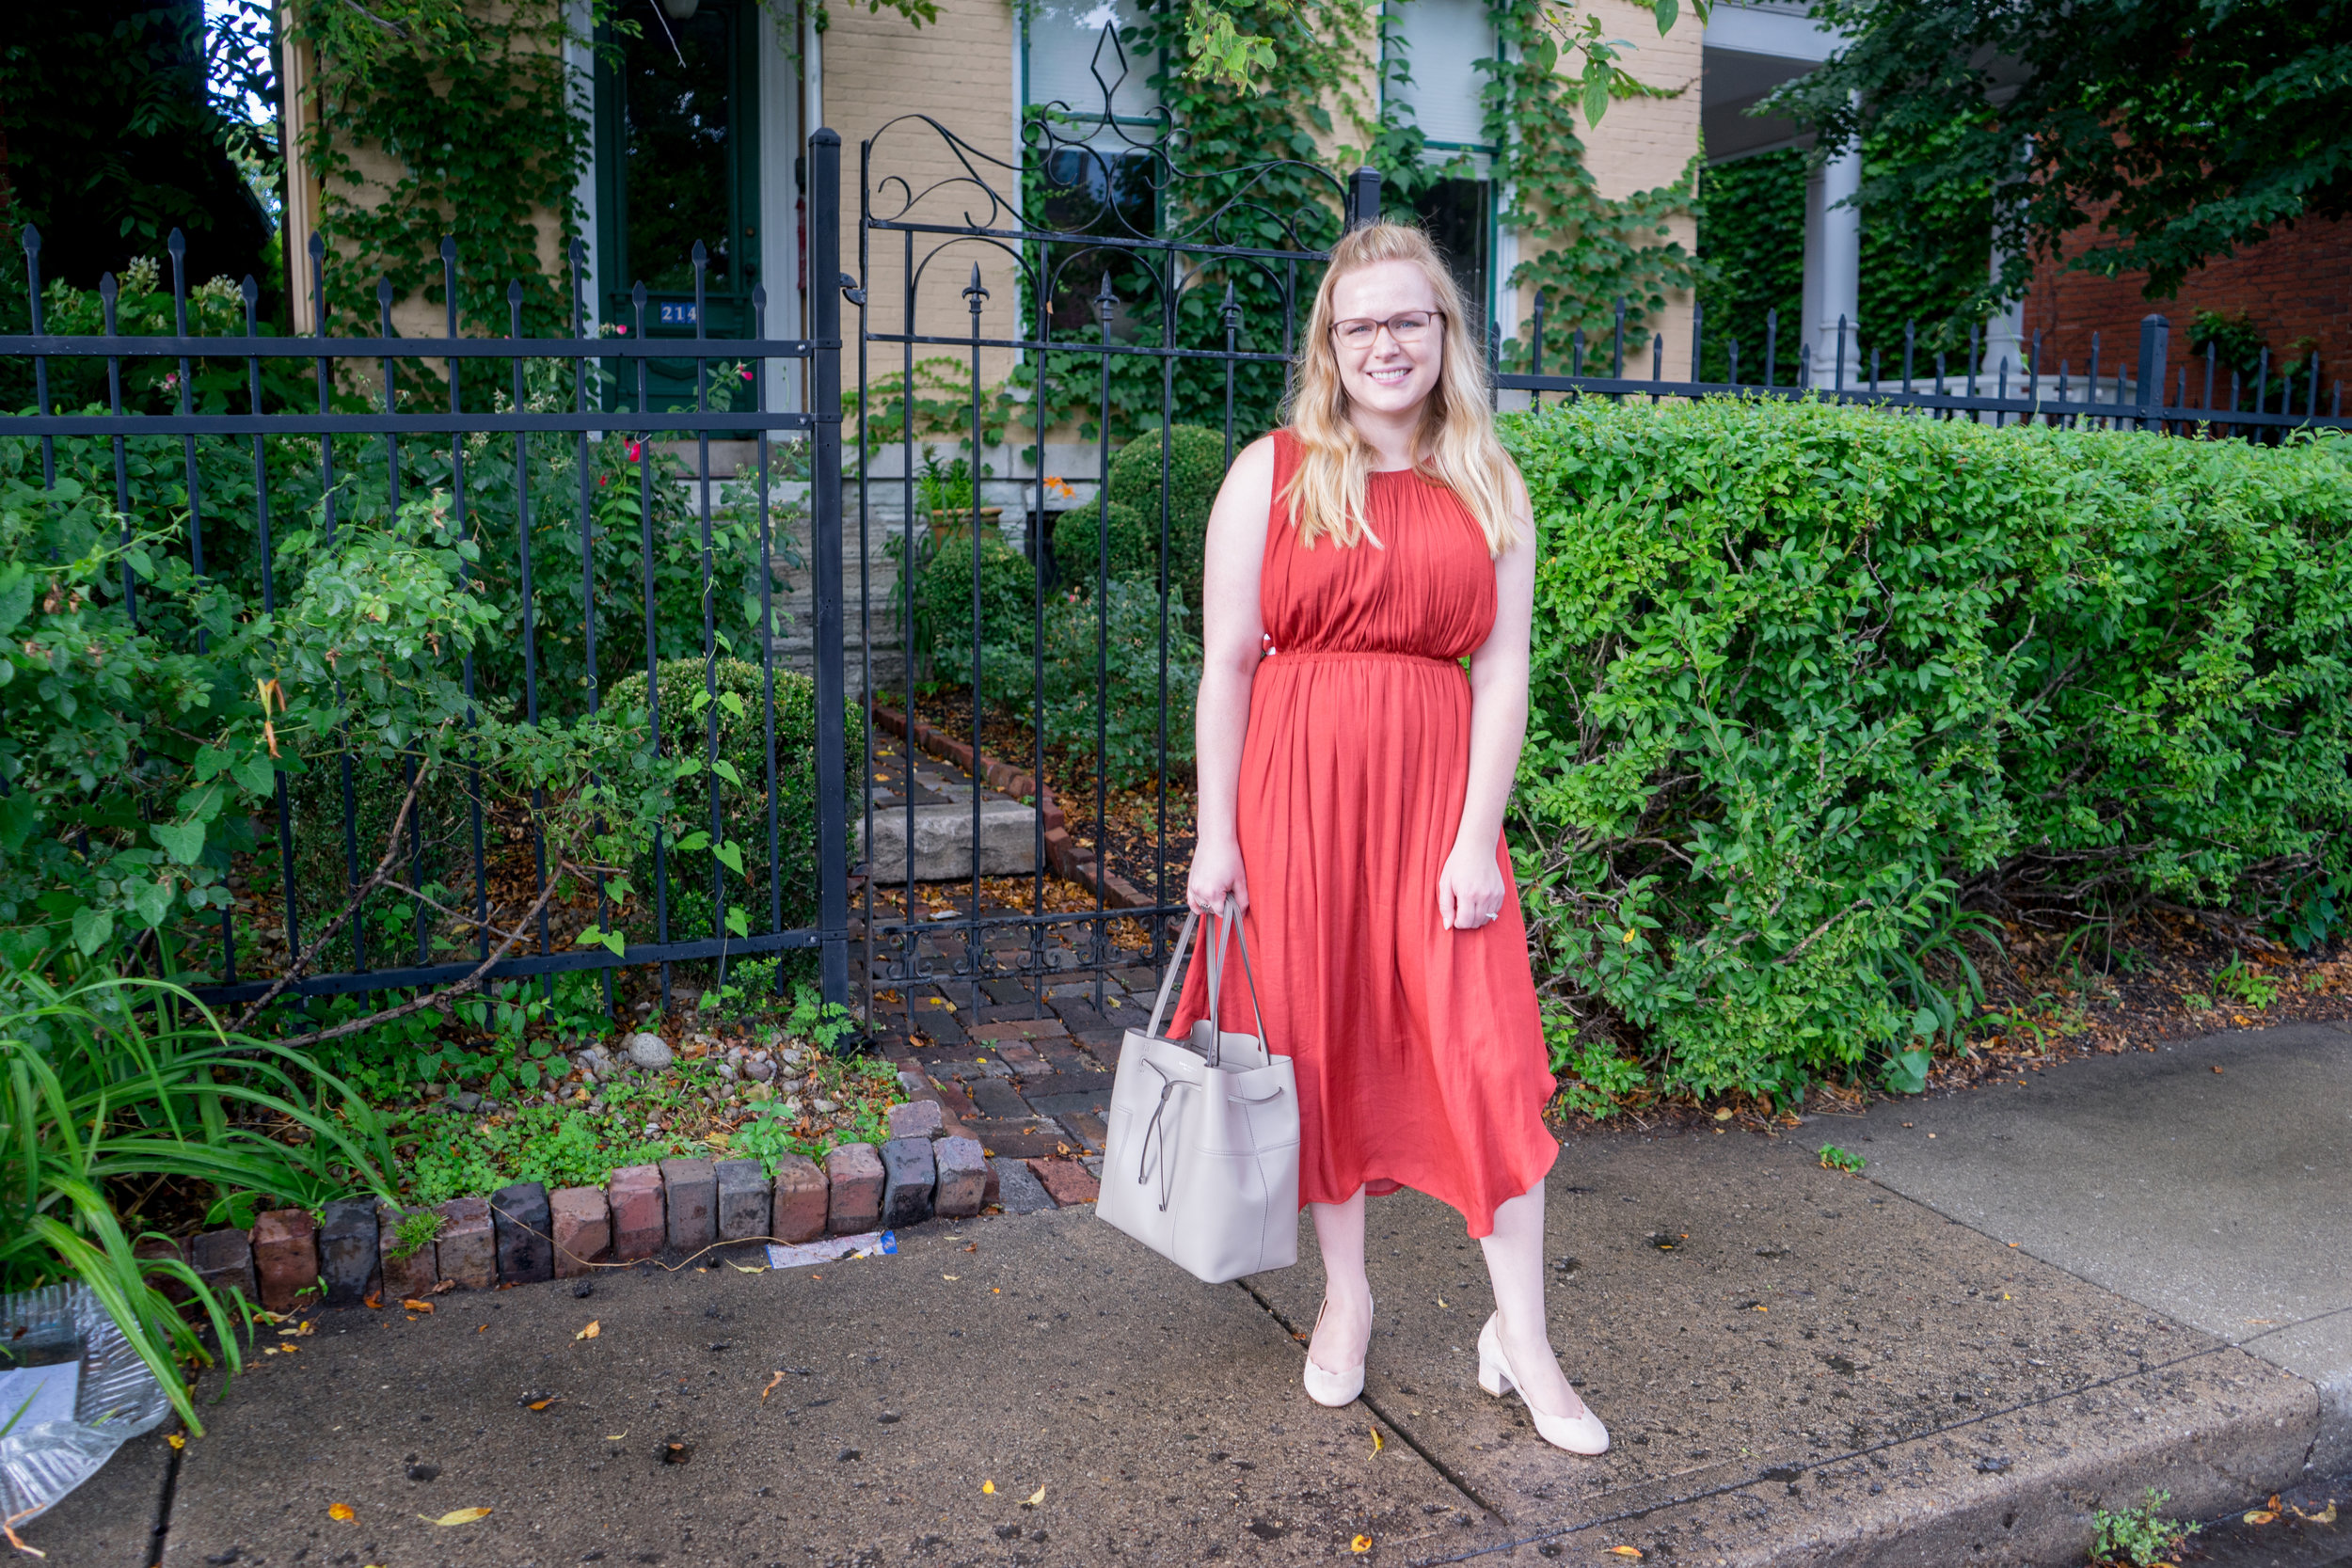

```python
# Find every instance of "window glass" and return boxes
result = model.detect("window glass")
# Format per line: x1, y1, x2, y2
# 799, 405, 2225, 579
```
1387, 0, 1496, 149
615, 0, 742, 294
1025, 0, 1158, 135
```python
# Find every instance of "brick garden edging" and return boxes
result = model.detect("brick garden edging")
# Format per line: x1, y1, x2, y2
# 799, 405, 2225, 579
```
869, 704, 1156, 912
161, 1101, 1099, 1313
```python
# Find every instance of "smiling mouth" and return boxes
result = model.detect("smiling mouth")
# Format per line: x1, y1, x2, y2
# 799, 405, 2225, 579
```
1366, 366, 1412, 386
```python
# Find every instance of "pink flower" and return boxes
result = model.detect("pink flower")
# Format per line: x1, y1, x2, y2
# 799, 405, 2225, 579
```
626, 440, 643, 463
615, 325, 629, 336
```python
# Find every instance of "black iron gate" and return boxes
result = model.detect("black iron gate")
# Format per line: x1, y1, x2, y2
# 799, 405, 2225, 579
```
848, 49, 1372, 1017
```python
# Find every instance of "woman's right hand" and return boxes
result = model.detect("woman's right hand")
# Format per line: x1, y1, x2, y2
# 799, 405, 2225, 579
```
1186, 834, 1248, 918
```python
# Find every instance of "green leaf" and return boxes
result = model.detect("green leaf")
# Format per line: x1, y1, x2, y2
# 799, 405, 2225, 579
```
674, 830, 711, 854
1652, 0, 1677, 34
1582, 71, 1612, 126
132, 879, 177, 928
713, 839, 745, 876
0, 565, 33, 636
725, 906, 750, 938
1910, 1007, 1939, 1037
71, 905, 115, 957
152, 820, 207, 865
230, 752, 278, 797
709, 758, 743, 786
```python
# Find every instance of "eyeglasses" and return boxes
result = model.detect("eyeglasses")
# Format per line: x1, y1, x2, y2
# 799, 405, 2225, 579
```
1331, 310, 1443, 348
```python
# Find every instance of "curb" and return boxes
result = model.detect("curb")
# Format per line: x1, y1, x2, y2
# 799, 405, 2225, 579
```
154, 1101, 1106, 1314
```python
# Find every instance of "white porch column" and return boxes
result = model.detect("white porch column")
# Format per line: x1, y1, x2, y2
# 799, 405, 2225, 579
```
1802, 139, 1861, 387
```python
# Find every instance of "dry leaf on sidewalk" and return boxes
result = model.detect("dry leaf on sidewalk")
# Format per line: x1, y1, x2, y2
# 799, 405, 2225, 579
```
981, 1481, 994, 1495
422, 1508, 492, 1526
401, 1299, 434, 1314
1609, 1549, 1645, 1560
327, 1504, 355, 1522
576, 1321, 600, 1340
761, 1372, 785, 1400
1350, 1535, 1373, 1554
1025, 1486, 1045, 1506
1369, 1427, 1383, 1456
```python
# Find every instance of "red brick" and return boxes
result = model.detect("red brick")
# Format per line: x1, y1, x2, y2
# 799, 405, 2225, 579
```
824, 1142, 884, 1234
251, 1208, 319, 1312
376, 1200, 437, 1301
608, 1164, 666, 1261
134, 1237, 192, 1304
1026, 1158, 1100, 1207
435, 1196, 494, 1291
771, 1155, 829, 1243
549, 1186, 611, 1278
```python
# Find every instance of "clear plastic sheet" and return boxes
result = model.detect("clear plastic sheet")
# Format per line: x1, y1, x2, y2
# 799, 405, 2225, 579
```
0, 1284, 174, 1526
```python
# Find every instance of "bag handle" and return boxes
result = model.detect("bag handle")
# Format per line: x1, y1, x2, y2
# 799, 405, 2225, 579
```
1142, 896, 1271, 1065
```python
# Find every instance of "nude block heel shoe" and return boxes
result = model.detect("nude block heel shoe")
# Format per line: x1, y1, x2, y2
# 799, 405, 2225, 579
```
1477, 1313, 1609, 1455
1302, 1296, 1371, 1407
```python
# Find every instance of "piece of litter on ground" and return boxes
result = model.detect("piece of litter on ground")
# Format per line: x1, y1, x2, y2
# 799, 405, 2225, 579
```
423, 1508, 492, 1526
730, 1262, 767, 1274
766, 1231, 897, 1270
575, 1321, 600, 1340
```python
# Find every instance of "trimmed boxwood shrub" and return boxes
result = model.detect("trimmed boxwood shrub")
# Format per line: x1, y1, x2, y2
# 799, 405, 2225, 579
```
1052, 423, 1228, 602
1507, 398, 2352, 1103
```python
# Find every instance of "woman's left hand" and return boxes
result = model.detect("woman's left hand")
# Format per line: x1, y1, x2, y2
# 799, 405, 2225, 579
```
1437, 840, 1507, 931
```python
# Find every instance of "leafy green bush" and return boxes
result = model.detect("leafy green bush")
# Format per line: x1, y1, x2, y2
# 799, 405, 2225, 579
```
603, 657, 848, 953
1037, 580, 1201, 790
1506, 399, 2352, 1104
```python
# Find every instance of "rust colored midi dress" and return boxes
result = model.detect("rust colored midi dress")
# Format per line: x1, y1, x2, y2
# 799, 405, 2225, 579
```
1168, 428, 1557, 1238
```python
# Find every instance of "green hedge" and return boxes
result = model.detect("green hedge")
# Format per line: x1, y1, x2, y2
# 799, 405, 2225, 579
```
1506, 399, 2352, 1103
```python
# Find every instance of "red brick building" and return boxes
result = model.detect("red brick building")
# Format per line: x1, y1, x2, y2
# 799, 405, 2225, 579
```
2019, 215, 2351, 404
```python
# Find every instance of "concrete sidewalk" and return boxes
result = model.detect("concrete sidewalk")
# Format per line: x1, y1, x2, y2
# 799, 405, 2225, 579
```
20, 1021, 2352, 1568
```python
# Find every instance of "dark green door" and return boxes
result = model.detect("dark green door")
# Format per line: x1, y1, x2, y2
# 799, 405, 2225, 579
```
596, 0, 761, 411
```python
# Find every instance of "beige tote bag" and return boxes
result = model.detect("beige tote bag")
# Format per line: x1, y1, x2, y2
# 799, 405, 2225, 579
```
1098, 902, 1299, 1283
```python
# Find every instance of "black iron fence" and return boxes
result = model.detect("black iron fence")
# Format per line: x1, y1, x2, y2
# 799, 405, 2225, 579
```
1501, 297, 2348, 436
7, 105, 2343, 1022
1, 133, 851, 1010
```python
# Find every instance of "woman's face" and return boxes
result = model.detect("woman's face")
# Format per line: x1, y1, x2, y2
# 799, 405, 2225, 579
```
1327, 260, 1446, 420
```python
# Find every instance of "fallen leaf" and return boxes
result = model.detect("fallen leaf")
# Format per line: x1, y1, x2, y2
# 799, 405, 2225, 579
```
328, 1504, 356, 1523
430, 1277, 454, 1294
730, 1262, 766, 1274
943, 1275, 959, 1281
1610, 1548, 1645, 1560
363, 1293, 381, 1310
1025, 1486, 1045, 1506
476, 1324, 486, 1334
296, 1320, 315, 1336
1437, 1298, 1448, 1308
1351, 1535, 1373, 1554
2289, 1500, 2337, 1525
981, 1481, 995, 1495
262, 1345, 280, 1355
401, 1299, 434, 1314
166, 1433, 185, 1449
423, 1508, 492, 1526
1712, 1108, 1735, 1121
528, 1399, 558, 1411
1369, 1426, 1384, 1456
962, 1243, 977, 1253
2243, 1510, 2277, 1526
605, 1433, 627, 1441
278, 1327, 300, 1337
762, 1372, 785, 1401
576, 1321, 600, 1340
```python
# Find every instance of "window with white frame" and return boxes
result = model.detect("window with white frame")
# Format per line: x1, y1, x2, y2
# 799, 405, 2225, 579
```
1025, 0, 1158, 135
1385, 0, 1499, 335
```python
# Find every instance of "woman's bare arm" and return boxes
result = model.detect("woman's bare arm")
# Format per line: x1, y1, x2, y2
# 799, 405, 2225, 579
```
1185, 436, 1277, 915
1437, 466, 1537, 929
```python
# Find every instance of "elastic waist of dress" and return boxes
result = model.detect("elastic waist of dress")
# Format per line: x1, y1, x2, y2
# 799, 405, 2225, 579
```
1262, 648, 1465, 668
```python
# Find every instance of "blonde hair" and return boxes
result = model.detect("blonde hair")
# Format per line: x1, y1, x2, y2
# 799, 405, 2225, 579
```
1280, 221, 1523, 556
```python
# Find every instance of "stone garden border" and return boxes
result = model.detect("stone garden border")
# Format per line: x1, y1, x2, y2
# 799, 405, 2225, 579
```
145, 1101, 1103, 1315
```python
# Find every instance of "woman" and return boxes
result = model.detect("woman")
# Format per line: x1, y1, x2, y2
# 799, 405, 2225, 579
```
1170, 221, 1606, 1456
